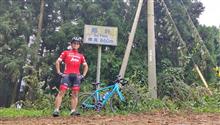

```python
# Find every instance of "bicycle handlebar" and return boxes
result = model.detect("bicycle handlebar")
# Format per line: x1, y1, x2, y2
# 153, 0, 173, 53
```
91, 75, 128, 89
114, 75, 128, 86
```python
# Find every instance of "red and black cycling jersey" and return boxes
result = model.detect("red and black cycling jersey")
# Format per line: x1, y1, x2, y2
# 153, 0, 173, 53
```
58, 50, 87, 74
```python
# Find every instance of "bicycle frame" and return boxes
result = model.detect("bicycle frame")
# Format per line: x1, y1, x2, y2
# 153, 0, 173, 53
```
81, 82, 125, 109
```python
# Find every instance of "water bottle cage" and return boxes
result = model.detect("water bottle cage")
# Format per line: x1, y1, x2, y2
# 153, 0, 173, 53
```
103, 92, 110, 100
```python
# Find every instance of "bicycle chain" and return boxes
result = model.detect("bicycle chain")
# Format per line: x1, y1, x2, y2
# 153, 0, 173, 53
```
95, 101, 103, 111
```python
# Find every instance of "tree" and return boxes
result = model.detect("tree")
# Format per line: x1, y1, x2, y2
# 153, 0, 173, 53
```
0, 0, 34, 107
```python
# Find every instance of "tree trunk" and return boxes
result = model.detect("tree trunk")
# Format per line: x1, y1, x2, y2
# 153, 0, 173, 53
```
35, 0, 45, 61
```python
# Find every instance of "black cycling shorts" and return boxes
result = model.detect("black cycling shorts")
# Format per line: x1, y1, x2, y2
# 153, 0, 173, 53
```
60, 74, 81, 88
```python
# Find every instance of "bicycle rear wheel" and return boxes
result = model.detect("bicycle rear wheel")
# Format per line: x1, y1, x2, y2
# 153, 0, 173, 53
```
110, 85, 140, 113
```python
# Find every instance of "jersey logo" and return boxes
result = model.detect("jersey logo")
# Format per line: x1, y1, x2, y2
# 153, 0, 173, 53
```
70, 57, 80, 62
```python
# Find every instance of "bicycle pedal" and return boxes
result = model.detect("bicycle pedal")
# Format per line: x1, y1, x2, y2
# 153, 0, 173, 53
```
81, 104, 86, 108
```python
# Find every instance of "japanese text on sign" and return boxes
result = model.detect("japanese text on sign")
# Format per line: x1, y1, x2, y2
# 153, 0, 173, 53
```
84, 25, 118, 46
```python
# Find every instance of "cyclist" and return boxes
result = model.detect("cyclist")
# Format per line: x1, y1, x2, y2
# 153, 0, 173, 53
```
53, 36, 88, 117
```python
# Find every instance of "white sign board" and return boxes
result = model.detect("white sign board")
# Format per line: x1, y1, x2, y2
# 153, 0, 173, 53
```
83, 25, 118, 46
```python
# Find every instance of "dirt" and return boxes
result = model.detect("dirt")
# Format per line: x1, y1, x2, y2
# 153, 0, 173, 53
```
1, 111, 220, 125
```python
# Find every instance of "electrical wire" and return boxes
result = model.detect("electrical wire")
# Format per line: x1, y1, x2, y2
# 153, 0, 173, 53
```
160, 0, 217, 68
179, 0, 217, 67
160, 0, 196, 66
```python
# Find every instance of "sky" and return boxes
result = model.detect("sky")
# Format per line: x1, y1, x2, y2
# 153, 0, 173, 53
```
198, 0, 220, 27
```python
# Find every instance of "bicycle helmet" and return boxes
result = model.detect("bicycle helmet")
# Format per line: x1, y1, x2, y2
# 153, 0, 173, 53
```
71, 36, 82, 44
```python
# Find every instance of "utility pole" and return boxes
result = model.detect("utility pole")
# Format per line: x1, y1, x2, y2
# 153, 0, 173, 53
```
119, 0, 144, 78
148, 0, 157, 98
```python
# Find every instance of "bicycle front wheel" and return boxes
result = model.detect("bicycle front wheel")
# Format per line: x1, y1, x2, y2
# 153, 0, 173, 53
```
110, 85, 140, 113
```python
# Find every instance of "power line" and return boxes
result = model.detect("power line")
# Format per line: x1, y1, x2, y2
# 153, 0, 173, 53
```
160, 0, 186, 48
159, 0, 213, 94
179, 0, 217, 67
160, 0, 217, 67
160, 0, 194, 66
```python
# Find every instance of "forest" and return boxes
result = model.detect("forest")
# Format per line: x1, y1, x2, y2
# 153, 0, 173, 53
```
0, 0, 220, 115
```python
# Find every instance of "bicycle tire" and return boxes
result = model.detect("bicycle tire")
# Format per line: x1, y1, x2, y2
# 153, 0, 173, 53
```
78, 93, 96, 112
110, 84, 140, 113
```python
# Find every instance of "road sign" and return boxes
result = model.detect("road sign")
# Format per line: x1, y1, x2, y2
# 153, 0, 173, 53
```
84, 25, 118, 46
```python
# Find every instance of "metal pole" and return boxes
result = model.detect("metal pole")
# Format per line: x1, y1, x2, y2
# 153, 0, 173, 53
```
148, 0, 157, 98
96, 45, 102, 88
119, 0, 144, 78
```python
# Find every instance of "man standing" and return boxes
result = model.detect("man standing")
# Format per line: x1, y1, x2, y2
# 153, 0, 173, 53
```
53, 36, 88, 117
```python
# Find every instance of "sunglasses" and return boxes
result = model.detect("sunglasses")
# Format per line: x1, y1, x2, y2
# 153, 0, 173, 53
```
72, 42, 80, 45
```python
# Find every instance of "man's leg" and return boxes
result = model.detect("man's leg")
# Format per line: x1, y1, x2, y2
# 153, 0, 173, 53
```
53, 85, 67, 117
54, 90, 66, 110
70, 86, 80, 116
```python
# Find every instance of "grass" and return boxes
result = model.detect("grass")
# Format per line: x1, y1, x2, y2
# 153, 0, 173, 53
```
0, 107, 116, 118
0, 108, 51, 117
2, 95, 220, 118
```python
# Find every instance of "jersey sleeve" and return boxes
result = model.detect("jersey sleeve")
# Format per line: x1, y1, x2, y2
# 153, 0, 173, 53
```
58, 51, 67, 61
81, 55, 87, 64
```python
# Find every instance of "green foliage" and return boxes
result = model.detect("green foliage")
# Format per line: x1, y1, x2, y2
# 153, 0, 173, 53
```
189, 90, 220, 112
143, 99, 167, 111
0, 0, 37, 107
0, 108, 51, 117
23, 66, 39, 89
158, 65, 190, 100
1, 0, 220, 115
2, 88, 220, 117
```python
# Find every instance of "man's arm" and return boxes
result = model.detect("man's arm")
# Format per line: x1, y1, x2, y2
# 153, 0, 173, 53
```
82, 63, 88, 77
55, 59, 63, 75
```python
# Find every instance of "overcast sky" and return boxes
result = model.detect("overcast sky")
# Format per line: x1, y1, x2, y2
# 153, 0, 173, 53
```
198, 0, 220, 27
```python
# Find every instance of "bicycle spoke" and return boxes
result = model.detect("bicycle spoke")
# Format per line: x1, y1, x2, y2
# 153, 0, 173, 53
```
78, 93, 96, 112
110, 85, 140, 113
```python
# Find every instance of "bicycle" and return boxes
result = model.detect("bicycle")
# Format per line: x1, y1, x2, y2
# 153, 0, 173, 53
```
78, 75, 140, 113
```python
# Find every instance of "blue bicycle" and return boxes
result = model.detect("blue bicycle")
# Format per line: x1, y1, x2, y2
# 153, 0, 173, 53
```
79, 76, 140, 112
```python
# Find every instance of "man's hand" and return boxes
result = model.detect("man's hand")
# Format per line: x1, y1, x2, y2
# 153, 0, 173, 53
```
58, 72, 66, 77
80, 74, 85, 82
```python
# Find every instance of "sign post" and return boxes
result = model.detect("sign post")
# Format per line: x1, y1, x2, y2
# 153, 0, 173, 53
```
84, 25, 118, 84
97, 45, 102, 84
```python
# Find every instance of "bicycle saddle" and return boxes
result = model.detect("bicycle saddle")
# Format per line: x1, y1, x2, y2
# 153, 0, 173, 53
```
92, 82, 101, 85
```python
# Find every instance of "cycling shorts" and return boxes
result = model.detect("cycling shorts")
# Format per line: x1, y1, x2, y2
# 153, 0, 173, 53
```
59, 74, 81, 91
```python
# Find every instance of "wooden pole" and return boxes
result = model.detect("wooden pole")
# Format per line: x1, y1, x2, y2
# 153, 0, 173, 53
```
119, 0, 144, 78
194, 64, 212, 95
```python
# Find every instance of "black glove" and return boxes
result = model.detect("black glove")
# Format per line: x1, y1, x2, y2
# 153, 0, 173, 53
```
58, 72, 66, 77
80, 74, 85, 82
